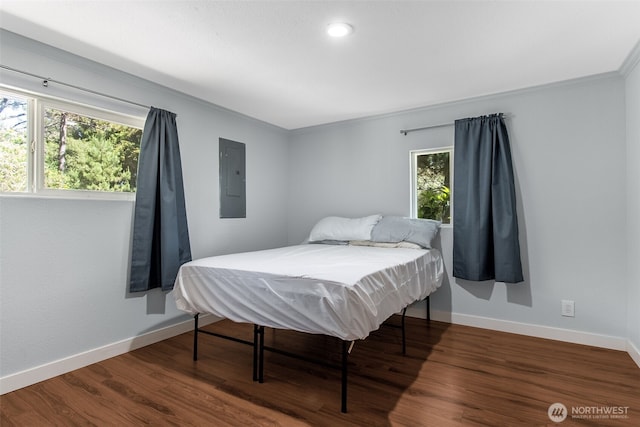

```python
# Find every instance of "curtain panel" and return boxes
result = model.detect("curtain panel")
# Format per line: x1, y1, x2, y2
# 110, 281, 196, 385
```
129, 107, 192, 292
453, 114, 523, 283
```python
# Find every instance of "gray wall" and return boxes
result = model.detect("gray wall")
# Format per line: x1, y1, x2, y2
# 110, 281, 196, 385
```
626, 50, 640, 353
287, 74, 629, 339
0, 30, 290, 377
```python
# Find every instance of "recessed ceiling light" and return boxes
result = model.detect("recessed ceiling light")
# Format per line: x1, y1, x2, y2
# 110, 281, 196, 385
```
327, 22, 353, 38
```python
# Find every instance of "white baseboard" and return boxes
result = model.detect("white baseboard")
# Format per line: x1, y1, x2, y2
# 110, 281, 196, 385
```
424, 310, 628, 351
0, 314, 218, 395
627, 339, 640, 368
2, 311, 636, 395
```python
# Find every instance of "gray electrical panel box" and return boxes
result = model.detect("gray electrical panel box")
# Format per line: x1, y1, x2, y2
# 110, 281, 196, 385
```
219, 138, 246, 218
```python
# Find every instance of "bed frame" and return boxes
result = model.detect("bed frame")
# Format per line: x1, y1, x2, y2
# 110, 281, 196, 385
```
191, 296, 431, 413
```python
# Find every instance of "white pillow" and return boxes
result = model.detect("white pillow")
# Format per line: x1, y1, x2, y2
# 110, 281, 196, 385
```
308, 215, 382, 242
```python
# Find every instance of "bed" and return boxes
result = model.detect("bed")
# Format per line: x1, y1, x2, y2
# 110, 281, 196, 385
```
172, 215, 444, 412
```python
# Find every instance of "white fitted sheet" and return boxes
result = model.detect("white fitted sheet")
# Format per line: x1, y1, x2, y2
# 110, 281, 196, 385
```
173, 244, 443, 340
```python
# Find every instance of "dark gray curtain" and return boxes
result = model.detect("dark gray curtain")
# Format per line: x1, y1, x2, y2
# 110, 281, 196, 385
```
453, 114, 523, 283
129, 107, 191, 292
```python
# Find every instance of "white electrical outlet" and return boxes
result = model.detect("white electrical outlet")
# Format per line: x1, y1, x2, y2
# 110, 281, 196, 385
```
561, 300, 575, 317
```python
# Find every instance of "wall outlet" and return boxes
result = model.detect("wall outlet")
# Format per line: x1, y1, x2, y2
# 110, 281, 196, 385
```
561, 300, 575, 317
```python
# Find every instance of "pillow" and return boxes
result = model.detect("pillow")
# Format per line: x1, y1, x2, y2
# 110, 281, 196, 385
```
308, 215, 382, 242
371, 216, 441, 248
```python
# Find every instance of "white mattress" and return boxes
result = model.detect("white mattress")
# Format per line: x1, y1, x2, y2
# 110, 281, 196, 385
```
173, 244, 443, 340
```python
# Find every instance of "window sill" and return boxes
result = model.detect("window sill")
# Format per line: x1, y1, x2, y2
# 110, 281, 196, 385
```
0, 191, 135, 202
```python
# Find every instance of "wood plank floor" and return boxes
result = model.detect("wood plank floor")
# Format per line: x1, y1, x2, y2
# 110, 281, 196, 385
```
1, 317, 639, 426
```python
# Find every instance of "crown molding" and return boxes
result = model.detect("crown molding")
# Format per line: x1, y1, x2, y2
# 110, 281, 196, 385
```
620, 39, 640, 77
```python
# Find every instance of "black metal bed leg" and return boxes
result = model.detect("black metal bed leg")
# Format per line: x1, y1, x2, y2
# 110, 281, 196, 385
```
426, 295, 431, 325
193, 314, 199, 361
253, 325, 259, 381
258, 326, 265, 383
401, 307, 407, 356
341, 341, 348, 413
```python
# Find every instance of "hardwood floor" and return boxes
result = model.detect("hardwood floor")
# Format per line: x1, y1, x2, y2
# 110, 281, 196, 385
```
1, 317, 639, 426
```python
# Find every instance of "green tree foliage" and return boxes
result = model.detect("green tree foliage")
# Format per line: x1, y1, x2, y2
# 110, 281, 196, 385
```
1, 96, 142, 194
416, 152, 450, 223
0, 127, 28, 192
0, 97, 28, 192
44, 109, 141, 192
418, 186, 450, 222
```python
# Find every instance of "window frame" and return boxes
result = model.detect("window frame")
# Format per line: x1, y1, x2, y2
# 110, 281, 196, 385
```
410, 147, 454, 225
0, 86, 145, 201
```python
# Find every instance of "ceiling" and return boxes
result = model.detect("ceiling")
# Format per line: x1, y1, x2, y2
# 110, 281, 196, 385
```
1, 1, 639, 130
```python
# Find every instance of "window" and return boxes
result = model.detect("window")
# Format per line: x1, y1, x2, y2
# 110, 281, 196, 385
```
0, 93, 29, 192
0, 88, 144, 198
411, 148, 452, 224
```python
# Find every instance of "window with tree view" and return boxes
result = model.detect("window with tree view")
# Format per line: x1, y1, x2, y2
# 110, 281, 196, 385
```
0, 95, 28, 192
412, 149, 452, 224
1, 89, 143, 196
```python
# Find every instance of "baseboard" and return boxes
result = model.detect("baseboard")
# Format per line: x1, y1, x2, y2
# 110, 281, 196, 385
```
0, 314, 218, 395
2, 311, 635, 395
627, 339, 640, 368
423, 310, 627, 351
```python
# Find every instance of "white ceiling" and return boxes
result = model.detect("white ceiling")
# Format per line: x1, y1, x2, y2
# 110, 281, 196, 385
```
1, 1, 639, 130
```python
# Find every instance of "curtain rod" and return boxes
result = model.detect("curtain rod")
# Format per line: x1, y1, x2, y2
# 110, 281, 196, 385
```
0, 64, 150, 110
400, 113, 509, 136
